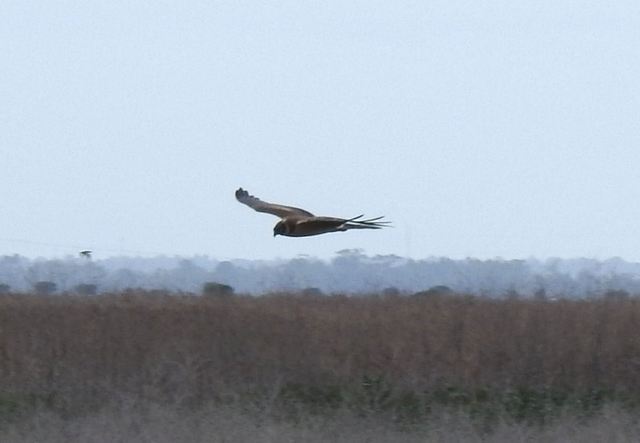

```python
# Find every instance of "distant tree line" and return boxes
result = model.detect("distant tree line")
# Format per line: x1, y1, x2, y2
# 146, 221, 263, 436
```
0, 251, 639, 297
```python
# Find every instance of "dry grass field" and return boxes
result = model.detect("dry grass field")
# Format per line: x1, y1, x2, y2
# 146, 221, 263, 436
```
1, 291, 640, 441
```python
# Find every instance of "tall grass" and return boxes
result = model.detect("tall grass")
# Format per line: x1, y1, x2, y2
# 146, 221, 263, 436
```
1, 291, 639, 439
2, 402, 640, 443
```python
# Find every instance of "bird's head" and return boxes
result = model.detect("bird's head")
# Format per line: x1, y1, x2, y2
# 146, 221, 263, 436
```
273, 221, 287, 237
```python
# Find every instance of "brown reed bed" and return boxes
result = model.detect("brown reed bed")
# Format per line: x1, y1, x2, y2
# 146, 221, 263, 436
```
0, 291, 639, 426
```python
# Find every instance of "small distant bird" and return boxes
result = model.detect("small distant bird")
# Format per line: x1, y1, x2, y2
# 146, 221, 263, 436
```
235, 188, 391, 237
79, 250, 92, 259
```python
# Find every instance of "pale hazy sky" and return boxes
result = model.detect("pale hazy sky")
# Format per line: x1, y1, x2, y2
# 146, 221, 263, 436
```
1, 1, 639, 260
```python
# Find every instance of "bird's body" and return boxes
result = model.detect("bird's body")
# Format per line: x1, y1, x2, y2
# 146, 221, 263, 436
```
273, 215, 387, 237
235, 188, 390, 237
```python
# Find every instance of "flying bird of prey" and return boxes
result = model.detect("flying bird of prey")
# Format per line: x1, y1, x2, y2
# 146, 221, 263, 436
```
235, 188, 391, 237
79, 250, 92, 259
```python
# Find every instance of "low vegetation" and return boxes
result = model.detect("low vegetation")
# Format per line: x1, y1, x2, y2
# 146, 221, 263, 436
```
0, 291, 639, 441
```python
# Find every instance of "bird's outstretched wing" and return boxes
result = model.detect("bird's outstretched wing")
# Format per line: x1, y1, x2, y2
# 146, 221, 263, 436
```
235, 188, 315, 218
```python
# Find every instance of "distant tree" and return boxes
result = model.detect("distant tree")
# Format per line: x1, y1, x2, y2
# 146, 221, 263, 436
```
534, 288, 547, 301
74, 283, 97, 296
34, 281, 57, 295
302, 287, 323, 296
603, 289, 629, 300
504, 288, 520, 300
202, 282, 234, 297
413, 285, 453, 297
0, 283, 10, 294
382, 286, 401, 296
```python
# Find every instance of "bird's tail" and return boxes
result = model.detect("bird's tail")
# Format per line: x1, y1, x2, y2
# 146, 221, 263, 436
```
344, 215, 392, 230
